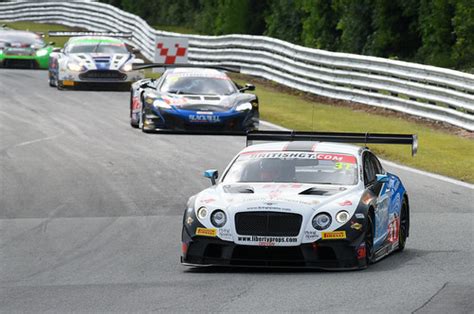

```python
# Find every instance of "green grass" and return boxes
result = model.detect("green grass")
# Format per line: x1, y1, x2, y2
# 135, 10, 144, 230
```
4, 21, 473, 182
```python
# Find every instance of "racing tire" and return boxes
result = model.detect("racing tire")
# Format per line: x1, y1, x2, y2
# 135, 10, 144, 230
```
365, 212, 375, 265
48, 72, 55, 87
397, 199, 409, 252
57, 80, 64, 90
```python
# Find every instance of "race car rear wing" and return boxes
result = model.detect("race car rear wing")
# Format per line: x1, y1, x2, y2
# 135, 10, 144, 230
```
246, 130, 418, 156
48, 31, 133, 38
132, 63, 241, 73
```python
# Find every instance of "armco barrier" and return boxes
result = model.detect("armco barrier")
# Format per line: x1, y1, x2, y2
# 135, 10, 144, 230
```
1, 0, 473, 131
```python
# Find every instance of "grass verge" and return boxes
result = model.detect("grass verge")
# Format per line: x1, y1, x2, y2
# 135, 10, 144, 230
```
4, 21, 473, 182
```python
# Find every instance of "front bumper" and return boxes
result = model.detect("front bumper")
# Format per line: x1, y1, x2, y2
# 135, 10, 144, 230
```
142, 107, 259, 132
182, 229, 367, 270
59, 69, 144, 85
0, 55, 49, 69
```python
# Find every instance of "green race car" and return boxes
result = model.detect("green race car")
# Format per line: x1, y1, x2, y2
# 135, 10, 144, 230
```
0, 29, 55, 69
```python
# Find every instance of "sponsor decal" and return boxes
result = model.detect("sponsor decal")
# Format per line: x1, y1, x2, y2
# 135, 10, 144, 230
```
321, 231, 346, 240
262, 183, 302, 189
247, 206, 291, 212
218, 228, 232, 238
350, 222, 363, 231
145, 97, 154, 104
357, 243, 366, 259
304, 230, 320, 241
338, 200, 352, 206
195, 227, 217, 237
355, 213, 365, 219
201, 198, 216, 204
238, 235, 298, 245
63, 80, 74, 86
186, 216, 194, 225
387, 217, 400, 243
131, 96, 141, 110
189, 114, 220, 123
317, 154, 356, 163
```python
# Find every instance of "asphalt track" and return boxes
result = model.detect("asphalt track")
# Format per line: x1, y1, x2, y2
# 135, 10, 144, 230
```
1, 69, 473, 313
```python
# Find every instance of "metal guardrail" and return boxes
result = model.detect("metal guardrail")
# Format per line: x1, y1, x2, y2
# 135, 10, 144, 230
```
1, 1, 473, 131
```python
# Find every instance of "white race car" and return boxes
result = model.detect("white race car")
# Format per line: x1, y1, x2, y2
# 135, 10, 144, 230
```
47, 32, 144, 90
181, 131, 417, 269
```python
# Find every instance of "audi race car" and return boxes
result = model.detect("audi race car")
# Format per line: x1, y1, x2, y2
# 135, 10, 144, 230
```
0, 28, 54, 69
47, 32, 144, 90
182, 131, 417, 269
130, 65, 259, 132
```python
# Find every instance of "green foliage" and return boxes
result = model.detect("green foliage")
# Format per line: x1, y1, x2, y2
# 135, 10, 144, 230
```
264, 0, 305, 44
301, 0, 341, 50
452, 0, 474, 70
418, 0, 456, 67
336, 0, 373, 54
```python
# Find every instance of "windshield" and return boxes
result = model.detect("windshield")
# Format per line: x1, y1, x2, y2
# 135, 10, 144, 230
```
223, 151, 359, 185
0, 32, 45, 47
160, 74, 237, 95
68, 43, 128, 54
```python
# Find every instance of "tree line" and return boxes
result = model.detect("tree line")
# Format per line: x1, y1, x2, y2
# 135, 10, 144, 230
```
99, 0, 474, 71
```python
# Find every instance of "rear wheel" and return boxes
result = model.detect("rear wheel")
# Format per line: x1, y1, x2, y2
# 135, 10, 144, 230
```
57, 80, 64, 90
365, 213, 375, 265
397, 199, 409, 251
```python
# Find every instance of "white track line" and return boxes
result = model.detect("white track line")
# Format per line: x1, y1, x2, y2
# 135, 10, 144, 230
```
260, 120, 473, 189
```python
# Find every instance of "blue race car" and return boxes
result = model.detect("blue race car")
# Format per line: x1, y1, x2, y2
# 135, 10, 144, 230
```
129, 65, 259, 132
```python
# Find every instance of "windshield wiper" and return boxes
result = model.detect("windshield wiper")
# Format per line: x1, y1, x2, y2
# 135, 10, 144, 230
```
93, 41, 102, 53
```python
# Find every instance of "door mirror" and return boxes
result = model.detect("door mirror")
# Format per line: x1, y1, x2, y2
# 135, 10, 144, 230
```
52, 47, 61, 53
48, 41, 55, 46
203, 169, 218, 185
240, 83, 255, 92
132, 47, 140, 54
376, 174, 389, 183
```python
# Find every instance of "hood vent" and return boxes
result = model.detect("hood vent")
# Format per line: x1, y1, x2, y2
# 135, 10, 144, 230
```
204, 96, 221, 101
299, 188, 339, 196
223, 185, 254, 194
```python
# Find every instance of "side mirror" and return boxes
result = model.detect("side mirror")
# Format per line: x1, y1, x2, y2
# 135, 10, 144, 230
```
376, 174, 389, 183
52, 47, 61, 53
48, 41, 55, 46
132, 47, 140, 54
240, 83, 255, 92
203, 169, 218, 185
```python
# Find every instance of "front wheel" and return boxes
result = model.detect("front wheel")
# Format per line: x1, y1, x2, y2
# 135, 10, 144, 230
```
365, 213, 375, 265
397, 199, 409, 252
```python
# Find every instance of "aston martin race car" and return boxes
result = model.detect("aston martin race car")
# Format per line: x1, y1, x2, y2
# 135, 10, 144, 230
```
47, 32, 144, 89
182, 131, 417, 269
130, 65, 259, 132
0, 28, 54, 69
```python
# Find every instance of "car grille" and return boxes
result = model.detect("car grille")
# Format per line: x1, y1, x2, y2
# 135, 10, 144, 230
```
181, 104, 229, 112
79, 70, 126, 81
235, 212, 302, 236
4, 48, 34, 56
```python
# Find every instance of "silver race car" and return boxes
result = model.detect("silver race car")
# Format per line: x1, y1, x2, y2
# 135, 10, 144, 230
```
47, 32, 144, 90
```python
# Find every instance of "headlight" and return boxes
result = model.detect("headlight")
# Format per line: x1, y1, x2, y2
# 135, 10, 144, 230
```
67, 61, 84, 72
312, 213, 332, 230
235, 102, 252, 111
121, 63, 133, 72
36, 48, 49, 57
210, 210, 227, 227
336, 210, 350, 224
153, 99, 172, 109
197, 207, 208, 219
